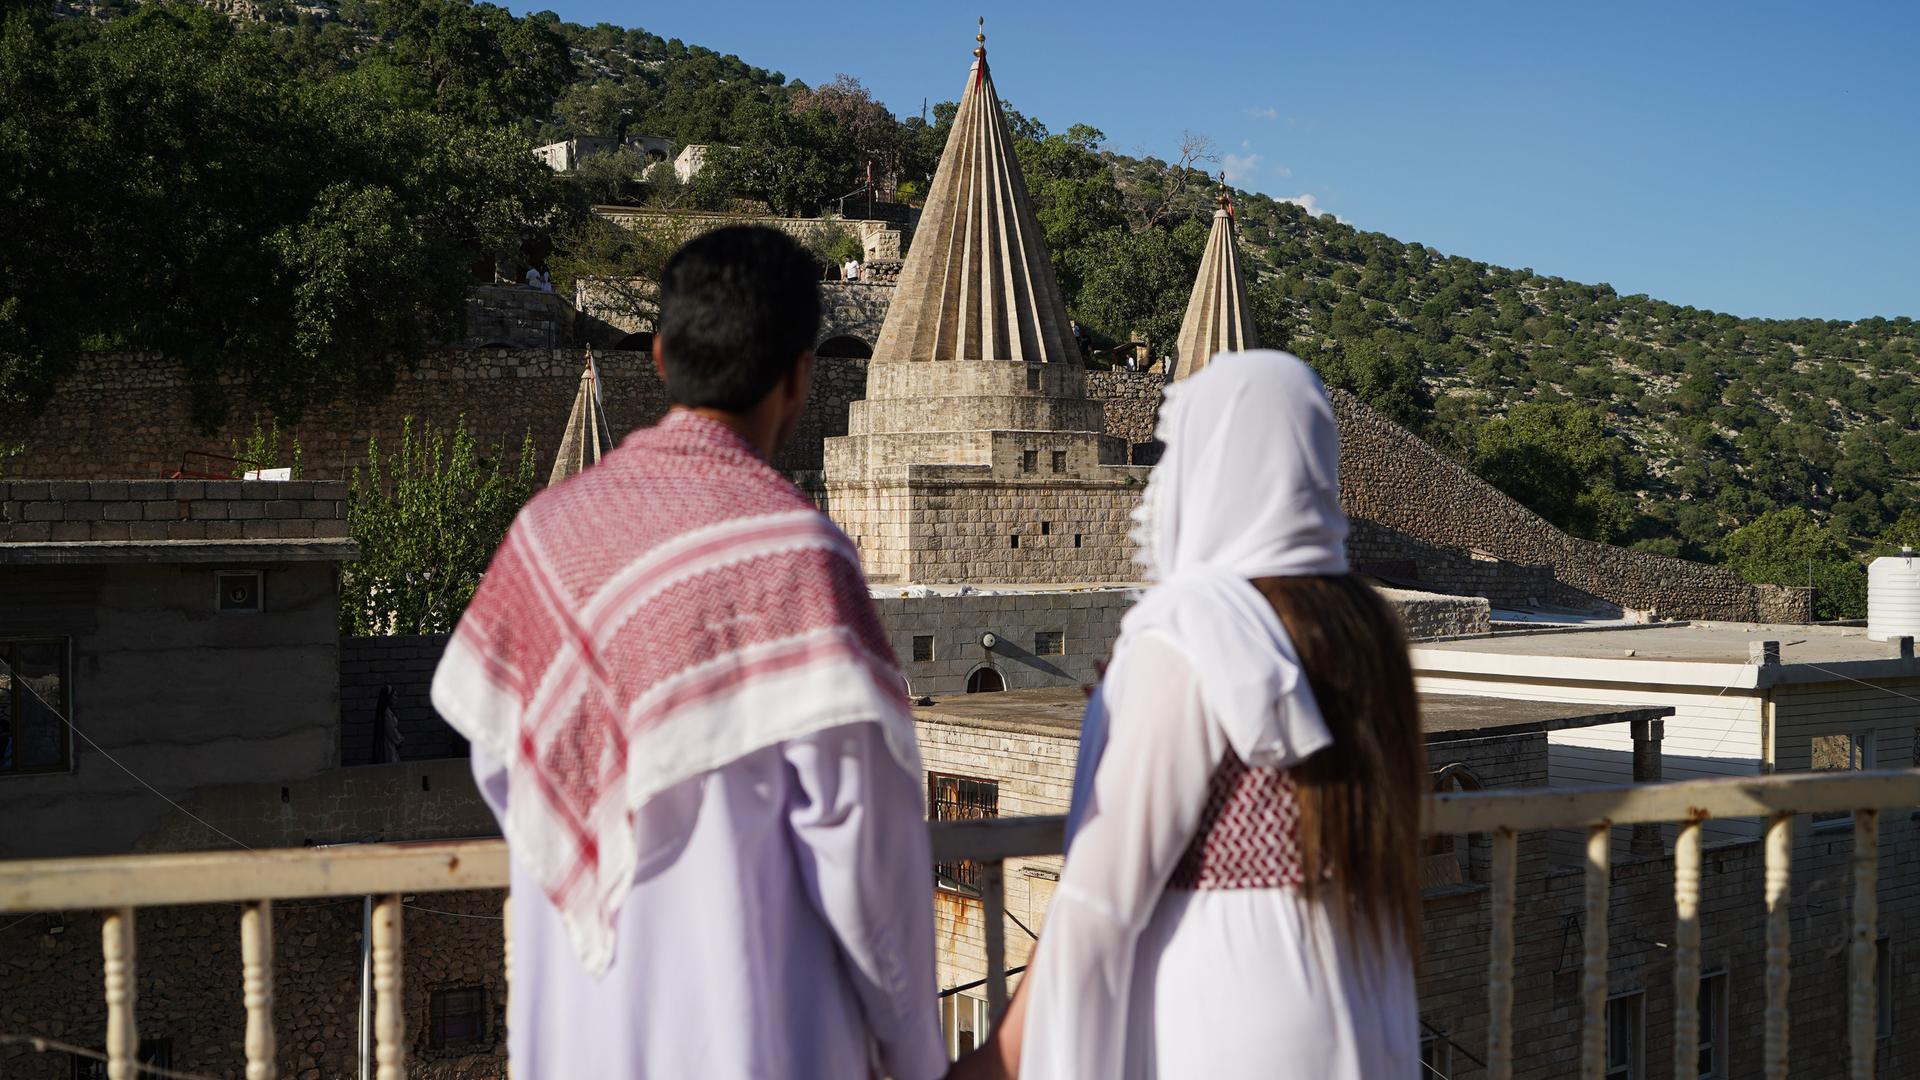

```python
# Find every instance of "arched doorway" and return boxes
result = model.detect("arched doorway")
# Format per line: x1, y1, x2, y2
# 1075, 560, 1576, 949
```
966, 666, 1005, 694
816, 334, 874, 360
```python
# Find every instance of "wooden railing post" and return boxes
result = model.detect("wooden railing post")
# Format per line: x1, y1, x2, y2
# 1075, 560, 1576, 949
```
981, 861, 1007, 1019
503, 893, 514, 1080
101, 906, 138, 1080
1851, 808, 1880, 1080
1764, 812, 1792, 1080
372, 894, 406, 1080
1671, 819, 1702, 1080
1486, 828, 1517, 1080
241, 899, 278, 1080
1581, 824, 1610, 1080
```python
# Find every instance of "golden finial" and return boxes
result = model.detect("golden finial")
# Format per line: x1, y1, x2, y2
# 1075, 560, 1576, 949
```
974, 16, 986, 59
1216, 173, 1230, 210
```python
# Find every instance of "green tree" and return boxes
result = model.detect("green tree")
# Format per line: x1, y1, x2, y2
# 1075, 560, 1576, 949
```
1471, 402, 1640, 543
342, 417, 536, 635
1722, 507, 1865, 621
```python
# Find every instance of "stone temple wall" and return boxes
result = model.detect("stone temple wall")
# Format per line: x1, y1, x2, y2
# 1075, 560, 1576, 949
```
830, 478, 1143, 585
3, 350, 869, 485
1330, 390, 1813, 622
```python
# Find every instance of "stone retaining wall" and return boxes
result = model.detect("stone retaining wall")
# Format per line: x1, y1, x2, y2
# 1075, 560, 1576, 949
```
2, 350, 868, 485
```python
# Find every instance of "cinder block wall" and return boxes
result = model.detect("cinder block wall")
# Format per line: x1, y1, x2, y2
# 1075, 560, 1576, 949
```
0, 480, 346, 543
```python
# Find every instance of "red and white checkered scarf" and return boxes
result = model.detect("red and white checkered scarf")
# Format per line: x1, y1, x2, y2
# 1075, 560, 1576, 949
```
433, 410, 920, 975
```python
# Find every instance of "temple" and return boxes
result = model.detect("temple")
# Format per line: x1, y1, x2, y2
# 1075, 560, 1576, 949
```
1172, 184, 1257, 381
823, 24, 1147, 583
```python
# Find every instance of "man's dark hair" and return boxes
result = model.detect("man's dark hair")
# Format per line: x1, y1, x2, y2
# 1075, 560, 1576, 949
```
656, 226, 821, 412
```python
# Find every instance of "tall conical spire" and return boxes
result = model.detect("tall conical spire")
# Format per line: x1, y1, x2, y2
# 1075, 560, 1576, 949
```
868, 19, 1078, 367
549, 348, 614, 485
1171, 180, 1257, 381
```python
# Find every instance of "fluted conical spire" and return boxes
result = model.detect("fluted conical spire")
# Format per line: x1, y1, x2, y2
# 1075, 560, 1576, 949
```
1171, 187, 1257, 381
869, 21, 1078, 367
549, 349, 614, 485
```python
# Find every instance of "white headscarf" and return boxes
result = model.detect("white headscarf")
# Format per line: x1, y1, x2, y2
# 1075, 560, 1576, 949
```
1123, 350, 1348, 763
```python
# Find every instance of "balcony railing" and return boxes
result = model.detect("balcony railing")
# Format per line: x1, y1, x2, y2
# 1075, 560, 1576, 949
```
1, 768, 1915, 1080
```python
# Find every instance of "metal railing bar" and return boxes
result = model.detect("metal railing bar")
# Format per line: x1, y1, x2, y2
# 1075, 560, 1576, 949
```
1850, 809, 1879, 1080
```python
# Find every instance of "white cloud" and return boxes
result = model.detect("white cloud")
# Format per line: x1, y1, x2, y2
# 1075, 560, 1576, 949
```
1222, 152, 1262, 185
1272, 165, 1293, 179
1280, 193, 1345, 224
1246, 105, 1280, 120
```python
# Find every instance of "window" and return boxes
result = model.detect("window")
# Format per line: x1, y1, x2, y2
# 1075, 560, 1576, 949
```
912, 635, 936, 663
1034, 631, 1065, 656
1812, 731, 1873, 826
1009, 534, 1019, 549
1, 638, 70, 775
1419, 1031, 1452, 1077
1050, 450, 1066, 473
942, 992, 992, 1058
72, 1039, 172, 1079
929, 773, 999, 893
1697, 972, 1728, 1078
1605, 992, 1643, 1080
1026, 366, 1040, 391
1020, 449, 1037, 473
1074, 534, 1082, 548
429, 986, 487, 1048
1877, 937, 1892, 1040
1040, 521, 1051, 536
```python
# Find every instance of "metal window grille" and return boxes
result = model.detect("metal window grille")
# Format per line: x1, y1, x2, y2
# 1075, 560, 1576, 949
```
929, 774, 998, 894
912, 635, 936, 663
1, 638, 71, 775
1813, 732, 1873, 825
1050, 450, 1066, 473
1020, 449, 1037, 473
1034, 631, 1065, 656
429, 987, 487, 1048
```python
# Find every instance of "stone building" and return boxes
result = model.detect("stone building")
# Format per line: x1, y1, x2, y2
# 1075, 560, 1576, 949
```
821, 33, 1149, 584
0, 480, 354, 859
1171, 187, 1257, 381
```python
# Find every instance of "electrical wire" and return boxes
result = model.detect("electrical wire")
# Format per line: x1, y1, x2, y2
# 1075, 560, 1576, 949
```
0, 654, 253, 851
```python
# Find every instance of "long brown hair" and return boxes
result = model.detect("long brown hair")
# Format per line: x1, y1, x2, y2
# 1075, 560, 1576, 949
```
1253, 573, 1424, 956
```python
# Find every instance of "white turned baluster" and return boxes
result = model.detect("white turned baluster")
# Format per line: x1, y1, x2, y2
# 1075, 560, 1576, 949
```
1581, 824, 1610, 1080
242, 900, 277, 1080
1671, 820, 1702, 1080
982, 861, 1007, 1018
102, 906, 138, 1080
373, 895, 406, 1080
503, 893, 514, 1080
1764, 812, 1792, 1080
1487, 828, 1517, 1080
1851, 808, 1879, 1080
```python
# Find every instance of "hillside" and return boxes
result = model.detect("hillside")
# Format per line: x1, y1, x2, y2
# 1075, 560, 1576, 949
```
9, 0, 1915, 615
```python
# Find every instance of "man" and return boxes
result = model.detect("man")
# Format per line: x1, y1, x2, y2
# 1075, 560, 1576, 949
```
433, 226, 945, 1079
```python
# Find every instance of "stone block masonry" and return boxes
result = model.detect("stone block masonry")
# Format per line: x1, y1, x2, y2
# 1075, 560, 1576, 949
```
0, 479, 347, 543
2, 349, 870, 486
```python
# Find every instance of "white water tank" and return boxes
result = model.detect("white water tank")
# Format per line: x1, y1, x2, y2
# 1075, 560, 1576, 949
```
1867, 547, 1920, 641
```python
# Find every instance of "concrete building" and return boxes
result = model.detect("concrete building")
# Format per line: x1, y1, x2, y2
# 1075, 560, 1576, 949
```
531, 134, 671, 173
1415, 622, 1920, 849
0, 480, 355, 858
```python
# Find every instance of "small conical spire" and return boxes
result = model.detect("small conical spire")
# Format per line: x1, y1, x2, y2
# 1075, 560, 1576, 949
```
549, 346, 615, 485
1171, 182, 1257, 381
866, 20, 1077, 367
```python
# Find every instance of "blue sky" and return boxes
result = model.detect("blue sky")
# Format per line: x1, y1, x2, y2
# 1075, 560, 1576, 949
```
517, 1, 1919, 321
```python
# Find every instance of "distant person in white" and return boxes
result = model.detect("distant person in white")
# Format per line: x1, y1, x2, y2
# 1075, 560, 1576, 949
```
955, 351, 1424, 1079
525, 266, 554, 292
843, 257, 862, 281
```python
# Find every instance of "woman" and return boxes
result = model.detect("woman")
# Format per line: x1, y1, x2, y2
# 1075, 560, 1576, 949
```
958, 351, 1424, 1078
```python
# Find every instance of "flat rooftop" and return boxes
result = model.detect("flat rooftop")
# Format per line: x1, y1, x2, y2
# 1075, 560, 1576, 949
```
1420, 621, 1900, 664
1414, 621, 1920, 689
914, 687, 1668, 744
